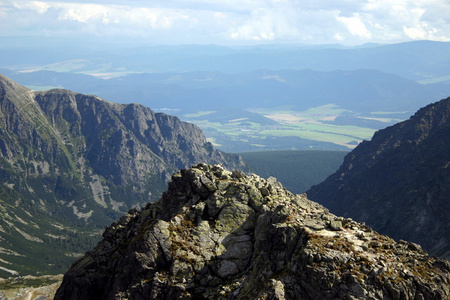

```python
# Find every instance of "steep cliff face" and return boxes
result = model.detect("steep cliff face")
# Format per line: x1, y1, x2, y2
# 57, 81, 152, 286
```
307, 97, 450, 259
56, 164, 449, 300
33, 88, 238, 191
0, 74, 244, 276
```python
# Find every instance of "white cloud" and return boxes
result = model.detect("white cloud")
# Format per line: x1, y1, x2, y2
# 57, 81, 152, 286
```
229, 8, 297, 41
58, 4, 106, 23
336, 13, 372, 38
49, 3, 191, 31
13, 1, 50, 14
1, 0, 450, 44
403, 23, 430, 40
403, 22, 450, 41
333, 32, 344, 41
2, 1, 198, 38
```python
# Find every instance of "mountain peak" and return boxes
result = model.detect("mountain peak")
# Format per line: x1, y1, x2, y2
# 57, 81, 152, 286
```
0, 73, 19, 87
0, 73, 36, 106
56, 164, 449, 300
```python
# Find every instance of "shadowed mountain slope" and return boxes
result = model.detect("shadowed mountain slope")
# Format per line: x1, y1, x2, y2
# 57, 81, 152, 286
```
307, 97, 450, 259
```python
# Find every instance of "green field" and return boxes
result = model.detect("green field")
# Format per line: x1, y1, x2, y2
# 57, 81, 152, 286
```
183, 105, 393, 152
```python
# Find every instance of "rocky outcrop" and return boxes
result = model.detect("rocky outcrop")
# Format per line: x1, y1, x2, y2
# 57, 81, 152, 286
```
307, 97, 450, 259
56, 164, 449, 300
0, 73, 244, 277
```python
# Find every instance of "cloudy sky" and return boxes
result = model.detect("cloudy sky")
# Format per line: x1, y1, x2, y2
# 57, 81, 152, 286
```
1, 0, 450, 45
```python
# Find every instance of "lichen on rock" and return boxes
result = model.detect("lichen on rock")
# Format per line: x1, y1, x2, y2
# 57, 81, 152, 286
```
55, 163, 450, 300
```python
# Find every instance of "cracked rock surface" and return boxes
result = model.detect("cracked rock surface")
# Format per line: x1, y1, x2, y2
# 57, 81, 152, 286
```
55, 164, 450, 300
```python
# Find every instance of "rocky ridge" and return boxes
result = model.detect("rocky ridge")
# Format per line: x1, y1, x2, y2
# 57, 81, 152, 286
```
307, 96, 450, 259
0, 73, 244, 276
56, 164, 449, 299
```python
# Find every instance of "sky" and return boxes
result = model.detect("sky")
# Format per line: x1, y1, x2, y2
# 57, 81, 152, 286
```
1, 0, 450, 45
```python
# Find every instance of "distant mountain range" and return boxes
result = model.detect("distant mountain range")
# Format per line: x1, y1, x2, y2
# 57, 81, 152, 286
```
1, 68, 448, 115
1, 39, 449, 82
307, 96, 450, 259
0, 74, 243, 277
2, 40, 450, 115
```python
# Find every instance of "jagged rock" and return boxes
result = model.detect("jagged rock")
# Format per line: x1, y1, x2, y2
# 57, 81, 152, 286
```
55, 164, 450, 300
307, 96, 450, 259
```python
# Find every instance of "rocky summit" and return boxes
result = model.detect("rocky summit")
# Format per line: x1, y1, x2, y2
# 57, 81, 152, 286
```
56, 164, 449, 300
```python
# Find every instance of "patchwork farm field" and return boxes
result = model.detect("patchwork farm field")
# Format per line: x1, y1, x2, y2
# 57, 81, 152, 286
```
183, 105, 400, 152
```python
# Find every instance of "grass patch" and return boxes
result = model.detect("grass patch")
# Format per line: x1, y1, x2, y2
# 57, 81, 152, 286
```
0, 275, 63, 290
260, 123, 373, 146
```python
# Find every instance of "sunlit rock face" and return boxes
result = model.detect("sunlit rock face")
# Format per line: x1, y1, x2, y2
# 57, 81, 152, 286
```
56, 164, 449, 300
